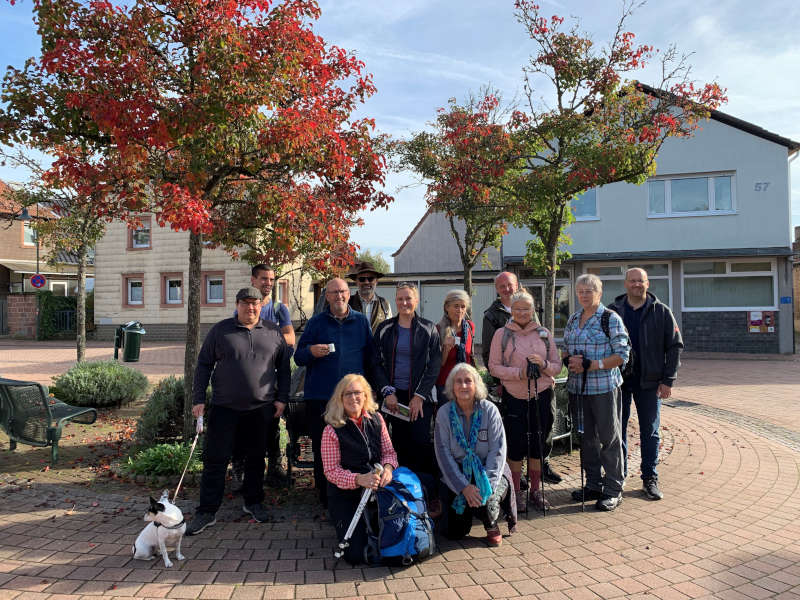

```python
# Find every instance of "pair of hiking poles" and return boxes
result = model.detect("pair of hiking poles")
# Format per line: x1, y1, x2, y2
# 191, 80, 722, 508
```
524, 361, 548, 517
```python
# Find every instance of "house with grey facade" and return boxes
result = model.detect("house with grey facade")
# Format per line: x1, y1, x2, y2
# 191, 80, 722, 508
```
392, 109, 799, 354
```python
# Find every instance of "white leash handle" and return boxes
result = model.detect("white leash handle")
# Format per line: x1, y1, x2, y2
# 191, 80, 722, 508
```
173, 417, 203, 503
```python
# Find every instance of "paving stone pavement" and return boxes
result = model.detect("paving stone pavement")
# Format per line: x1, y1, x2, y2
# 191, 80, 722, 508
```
1, 341, 800, 599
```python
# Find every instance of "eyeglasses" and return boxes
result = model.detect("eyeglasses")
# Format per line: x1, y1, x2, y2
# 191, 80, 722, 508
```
344, 390, 365, 398
396, 281, 418, 290
358, 276, 376, 282
326, 289, 348, 296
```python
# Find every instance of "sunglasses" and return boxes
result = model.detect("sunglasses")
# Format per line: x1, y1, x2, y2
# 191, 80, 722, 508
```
358, 276, 376, 282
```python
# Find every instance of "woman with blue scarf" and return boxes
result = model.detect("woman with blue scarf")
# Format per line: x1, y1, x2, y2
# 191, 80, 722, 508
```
434, 363, 517, 547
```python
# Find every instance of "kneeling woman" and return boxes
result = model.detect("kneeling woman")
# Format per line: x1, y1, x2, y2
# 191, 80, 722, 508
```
434, 363, 517, 547
321, 374, 398, 565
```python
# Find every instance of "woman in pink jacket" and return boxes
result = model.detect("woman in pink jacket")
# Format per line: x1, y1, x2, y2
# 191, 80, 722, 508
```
488, 290, 561, 511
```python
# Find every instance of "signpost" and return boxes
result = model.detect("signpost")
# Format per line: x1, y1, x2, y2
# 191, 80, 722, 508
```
30, 273, 47, 289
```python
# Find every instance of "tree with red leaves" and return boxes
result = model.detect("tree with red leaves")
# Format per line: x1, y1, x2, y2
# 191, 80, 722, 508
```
2, 0, 391, 436
505, 1, 727, 332
399, 92, 515, 298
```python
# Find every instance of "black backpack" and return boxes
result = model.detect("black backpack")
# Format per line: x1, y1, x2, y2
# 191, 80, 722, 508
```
600, 310, 635, 380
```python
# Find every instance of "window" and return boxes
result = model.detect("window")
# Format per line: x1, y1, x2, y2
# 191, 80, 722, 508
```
50, 282, 68, 297
586, 262, 671, 307
22, 222, 37, 247
570, 188, 598, 220
160, 272, 183, 307
278, 280, 289, 305
202, 271, 225, 306
123, 273, 144, 307
682, 259, 776, 311
128, 216, 152, 250
648, 174, 735, 217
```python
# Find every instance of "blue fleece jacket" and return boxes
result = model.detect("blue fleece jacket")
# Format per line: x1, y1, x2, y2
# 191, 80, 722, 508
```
294, 308, 378, 401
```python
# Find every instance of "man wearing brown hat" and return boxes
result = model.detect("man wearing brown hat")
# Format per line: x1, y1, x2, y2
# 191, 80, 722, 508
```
348, 261, 392, 333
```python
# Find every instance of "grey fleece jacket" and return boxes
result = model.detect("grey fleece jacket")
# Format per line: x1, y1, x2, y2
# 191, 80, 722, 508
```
434, 398, 507, 494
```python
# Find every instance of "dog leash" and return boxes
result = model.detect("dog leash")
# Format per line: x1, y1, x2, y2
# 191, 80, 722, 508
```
173, 416, 203, 503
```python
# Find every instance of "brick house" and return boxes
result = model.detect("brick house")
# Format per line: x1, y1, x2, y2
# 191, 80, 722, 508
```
0, 179, 95, 336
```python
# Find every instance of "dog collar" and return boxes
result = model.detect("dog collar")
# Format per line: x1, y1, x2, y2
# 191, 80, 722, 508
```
154, 519, 185, 530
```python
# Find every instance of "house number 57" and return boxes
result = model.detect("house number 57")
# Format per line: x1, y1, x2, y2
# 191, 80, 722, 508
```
754, 182, 770, 191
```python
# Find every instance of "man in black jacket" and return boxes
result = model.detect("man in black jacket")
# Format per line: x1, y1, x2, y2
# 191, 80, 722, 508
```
187, 287, 291, 535
609, 268, 683, 500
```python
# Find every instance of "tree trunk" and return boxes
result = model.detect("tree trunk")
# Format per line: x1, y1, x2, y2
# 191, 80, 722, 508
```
75, 247, 87, 362
183, 231, 203, 439
542, 203, 566, 334
463, 261, 473, 300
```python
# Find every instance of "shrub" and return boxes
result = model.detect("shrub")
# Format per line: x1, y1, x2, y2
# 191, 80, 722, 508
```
51, 360, 149, 408
135, 375, 185, 445
124, 442, 203, 477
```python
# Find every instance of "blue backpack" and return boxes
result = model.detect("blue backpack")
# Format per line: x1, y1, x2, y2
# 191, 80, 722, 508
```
373, 467, 436, 565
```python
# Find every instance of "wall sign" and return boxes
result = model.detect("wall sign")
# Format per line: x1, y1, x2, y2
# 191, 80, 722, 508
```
748, 310, 774, 333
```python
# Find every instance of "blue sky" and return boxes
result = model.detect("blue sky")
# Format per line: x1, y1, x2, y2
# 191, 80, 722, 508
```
2, 0, 799, 268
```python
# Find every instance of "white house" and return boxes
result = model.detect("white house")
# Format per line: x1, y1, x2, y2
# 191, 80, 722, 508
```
392, 108, 800, 354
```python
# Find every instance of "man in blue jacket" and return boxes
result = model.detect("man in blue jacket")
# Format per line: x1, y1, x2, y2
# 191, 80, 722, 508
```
294, 277, 379, 507
608, 268, 683, 501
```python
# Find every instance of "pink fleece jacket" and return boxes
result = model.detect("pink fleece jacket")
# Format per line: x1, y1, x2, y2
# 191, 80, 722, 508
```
488, 320, 561, 398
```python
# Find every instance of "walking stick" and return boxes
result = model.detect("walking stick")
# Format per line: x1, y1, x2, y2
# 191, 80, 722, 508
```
529, 363, 547, 517
333, 464, 383, 566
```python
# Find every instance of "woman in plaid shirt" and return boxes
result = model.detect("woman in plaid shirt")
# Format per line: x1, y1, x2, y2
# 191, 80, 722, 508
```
563, 274, 631, 512
321, 374, 398, 564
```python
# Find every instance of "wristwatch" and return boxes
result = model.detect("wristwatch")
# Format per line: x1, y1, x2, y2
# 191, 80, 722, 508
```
598, 359, 605, 370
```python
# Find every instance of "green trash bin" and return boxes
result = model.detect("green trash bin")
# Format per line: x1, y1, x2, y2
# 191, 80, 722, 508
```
118, 321, 146, 362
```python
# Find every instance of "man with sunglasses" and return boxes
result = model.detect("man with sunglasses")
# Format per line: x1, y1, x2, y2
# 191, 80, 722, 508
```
348, 261, 392, 333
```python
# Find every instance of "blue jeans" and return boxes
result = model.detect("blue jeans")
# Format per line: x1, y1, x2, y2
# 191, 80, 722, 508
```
621, 383, 661, 480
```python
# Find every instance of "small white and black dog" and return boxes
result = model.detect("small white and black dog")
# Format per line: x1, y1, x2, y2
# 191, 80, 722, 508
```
132, 490, 186, 568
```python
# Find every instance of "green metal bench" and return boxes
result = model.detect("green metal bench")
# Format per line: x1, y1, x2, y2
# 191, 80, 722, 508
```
0, 377, 98, 464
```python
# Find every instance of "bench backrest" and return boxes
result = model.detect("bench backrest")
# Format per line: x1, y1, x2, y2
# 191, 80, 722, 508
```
0, 378, 51, 445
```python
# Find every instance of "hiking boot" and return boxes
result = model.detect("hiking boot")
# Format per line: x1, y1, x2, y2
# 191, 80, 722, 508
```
643, 477, 664, 500
542, 461, 563, 484
186, 512, 216, 536
571, 487, 603, 503
427, 498, 443, 520
530, 489, 551, 511
243, 503, 271, 523
230, 459, 245, 493
596, 493, 622, 512
485, 527, 502, 547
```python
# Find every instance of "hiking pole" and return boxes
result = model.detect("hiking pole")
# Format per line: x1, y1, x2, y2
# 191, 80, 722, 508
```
524, 376, 532, 515
173, 416, 203, 503
529, 361, 547, 517
333, 464, 383, 566
577, 365, 589, 512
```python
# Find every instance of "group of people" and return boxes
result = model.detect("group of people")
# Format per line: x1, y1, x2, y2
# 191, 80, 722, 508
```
184, 260, 683, 563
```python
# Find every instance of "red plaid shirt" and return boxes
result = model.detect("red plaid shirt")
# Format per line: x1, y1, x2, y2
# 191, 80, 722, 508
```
321, 412, 398, 489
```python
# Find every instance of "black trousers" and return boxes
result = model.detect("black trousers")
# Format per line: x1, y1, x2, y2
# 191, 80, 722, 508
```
327, 484, 378, 565
384, 389, 435, 479
232, 408, 281, 463
502, 388, 554, 462
441, 475, 512, 540
198, 403, 275, 514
